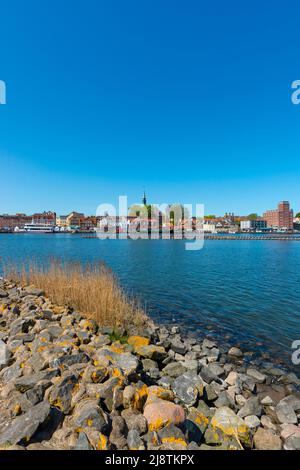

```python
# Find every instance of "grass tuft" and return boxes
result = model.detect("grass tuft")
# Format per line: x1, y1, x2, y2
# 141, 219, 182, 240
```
6, 259, 148, 330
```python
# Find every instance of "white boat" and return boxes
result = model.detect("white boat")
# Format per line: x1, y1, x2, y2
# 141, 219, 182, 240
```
24, 221, 54, 233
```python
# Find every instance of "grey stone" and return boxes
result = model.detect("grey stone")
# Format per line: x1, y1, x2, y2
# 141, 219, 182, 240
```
246, 368, 266, 384
260, 395, 274, 406
172, 370, 204, 406
206, 363, 224, 377
244, 415, 261, 429
49, 373, 78, 414
275, 401, 298, 424
0, 289, 8, 298
200, 365, 221, 384
127, 429, 145, 450
0, 401, 50, 446
96, 348, 139, 375
202, 339, 217, 349
158, 424, 187, 449
284, 436, 300, 450
170, 339, 187, 355
207, 348, 220, 363
214, 391, 235, 409
254, 427, 282, 450
77, 331, 91, 344
157, 375, 173, 389
50, 353, 90, 368
24, 286, 44, 296
74, 432, 93, 450
180, 359, 199, 372
14, 370, 58, 393
162, 362, 187, 378
0, 363, 22, 382
0, 339, 12, 370
10, 318, 35, 336
228, 347, 243, 357
96, 377, 120, 400
238, 397, 262, 418
121, 409, 147, 434
280, 395, 300, 412
72, 399, 109, 433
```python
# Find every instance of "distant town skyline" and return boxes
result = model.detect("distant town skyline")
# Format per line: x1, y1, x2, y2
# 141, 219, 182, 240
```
0, 198, 299, 219
1, 1, 300, 215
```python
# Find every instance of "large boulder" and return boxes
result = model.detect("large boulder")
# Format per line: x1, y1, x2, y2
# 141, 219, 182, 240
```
253, 427, 282, 450
162, 362, 187, 378
48, 373, 77, 414
127, 336, 150, 351
275, 400, 298, 424
238, 396, 262, 418
94, 348, 139, 376
143, 399, 185, 432
172, 371, 204, 406
0, 401, 50, 446
135, 344, 167, 361
211, 406, 250, 446
71, 398, 109, 434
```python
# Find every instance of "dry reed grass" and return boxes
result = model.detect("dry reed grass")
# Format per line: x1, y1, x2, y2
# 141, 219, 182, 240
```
6, 260, 149, 330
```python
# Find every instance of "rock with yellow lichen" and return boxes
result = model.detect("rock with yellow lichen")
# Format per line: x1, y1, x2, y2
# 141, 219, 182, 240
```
143, 398, 186, 431
211, 406, 250, 447
93, 347, 139, 377
0, 277, 298, 451
158, 424, 188, 450
0, 400, 50, 446
127, 335, 150, 351
134, 344, 167, 361
172, 370, 204, 406
146, 385, 174, 404
71, 398, 109, 434
184, 407, 210, 443
48, 372, 78, 414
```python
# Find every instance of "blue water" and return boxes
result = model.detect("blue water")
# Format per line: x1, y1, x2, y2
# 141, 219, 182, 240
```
1, 234, 300, 369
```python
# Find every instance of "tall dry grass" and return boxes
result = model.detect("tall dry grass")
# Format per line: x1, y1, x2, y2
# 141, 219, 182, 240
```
6, 260, 148, 330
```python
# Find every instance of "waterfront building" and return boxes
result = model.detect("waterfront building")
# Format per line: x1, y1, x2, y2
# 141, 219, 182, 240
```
80, 216, 98, 230
241, 219, 267, 231
32, 211, 56, 226
0, 213, 31, 230
66, 212, 84, 229
203, 223, 217, 233
263, 201, 293, 230
56, 215, 68, 227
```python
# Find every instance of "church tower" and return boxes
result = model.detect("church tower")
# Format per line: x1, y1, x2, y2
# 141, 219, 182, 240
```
142, 191, 147, 206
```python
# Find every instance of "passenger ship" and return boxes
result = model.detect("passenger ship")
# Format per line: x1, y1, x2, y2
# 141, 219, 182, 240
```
23, 221, 54, 233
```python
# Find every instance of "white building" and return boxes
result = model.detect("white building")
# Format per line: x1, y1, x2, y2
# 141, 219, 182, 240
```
241, 220, 267, 231
203, 223, 217, 233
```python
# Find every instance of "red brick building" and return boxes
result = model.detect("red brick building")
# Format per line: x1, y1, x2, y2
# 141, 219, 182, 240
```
0, 214, 31, 230
263, 201, 293, 230
32, 211, 56, 226
0, 211, 56, 230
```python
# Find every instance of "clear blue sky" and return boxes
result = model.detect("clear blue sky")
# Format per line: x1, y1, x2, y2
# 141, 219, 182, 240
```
1, 0, 300, 216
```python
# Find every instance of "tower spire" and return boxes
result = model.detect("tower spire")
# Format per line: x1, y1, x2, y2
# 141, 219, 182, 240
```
142, 190, 147, 206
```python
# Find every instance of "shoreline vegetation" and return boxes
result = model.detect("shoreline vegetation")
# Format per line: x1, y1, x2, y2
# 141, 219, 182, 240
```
5, 261, 148, 332
0, 268, 299, 450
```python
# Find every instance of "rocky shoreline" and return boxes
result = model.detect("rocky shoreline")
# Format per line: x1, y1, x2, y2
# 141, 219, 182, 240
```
0, 277, 300, 451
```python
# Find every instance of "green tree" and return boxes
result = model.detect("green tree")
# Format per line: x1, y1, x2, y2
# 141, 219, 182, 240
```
248, 213, 258, 220
296, 212, 300, 218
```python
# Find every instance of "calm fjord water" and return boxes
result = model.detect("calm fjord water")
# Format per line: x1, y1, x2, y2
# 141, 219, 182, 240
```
1, 234, 300, 368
